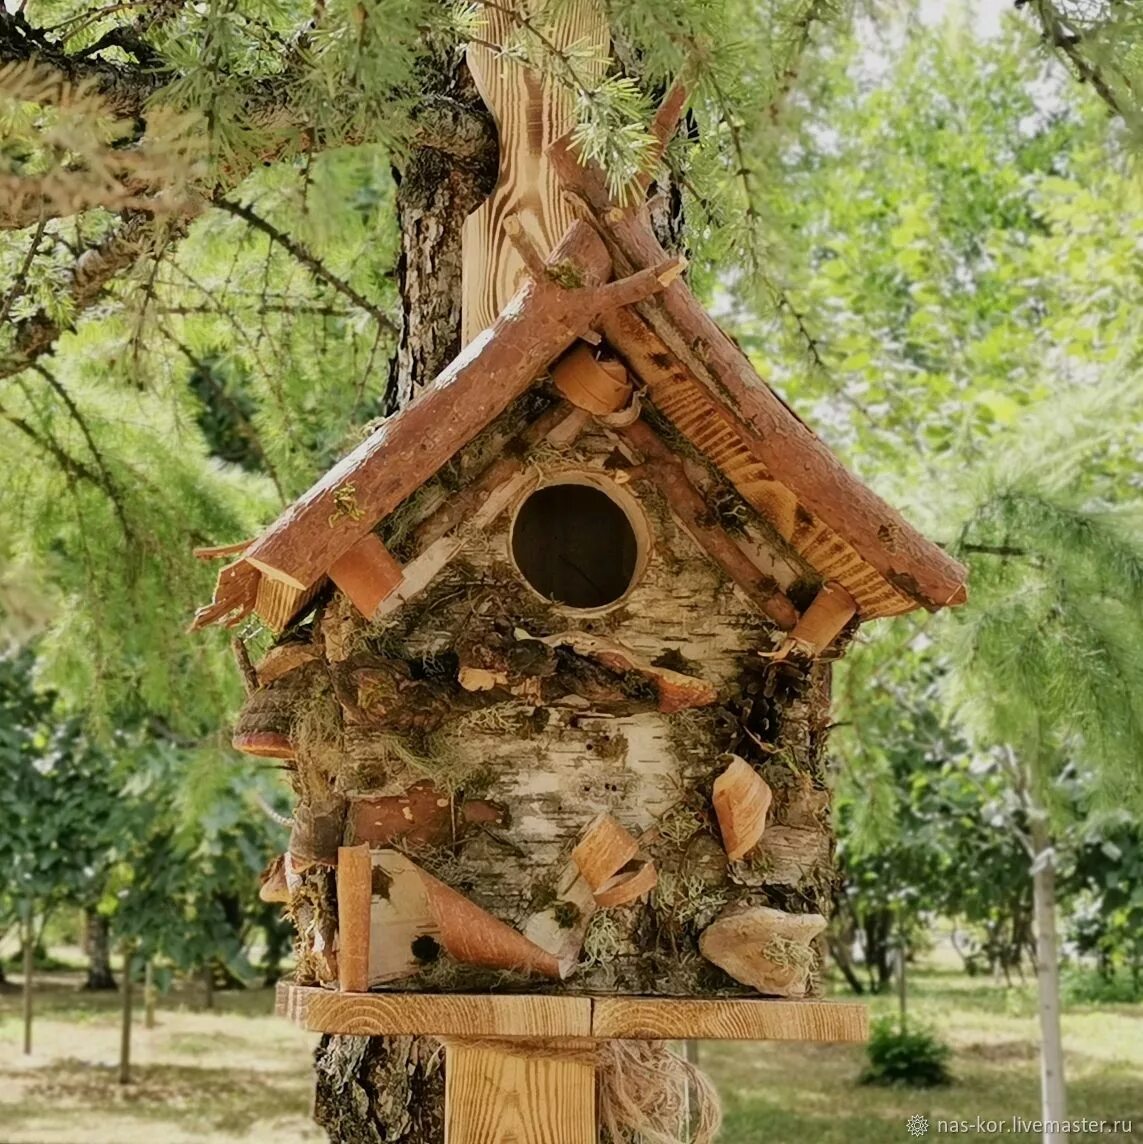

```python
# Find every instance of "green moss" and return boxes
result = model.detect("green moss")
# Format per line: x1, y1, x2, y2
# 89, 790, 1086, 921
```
545, 261, 584, 289
655, 801, 706, 846
653, 871, 728, 932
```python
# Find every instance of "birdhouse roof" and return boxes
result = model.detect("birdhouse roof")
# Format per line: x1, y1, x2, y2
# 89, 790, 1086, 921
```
193, 148, 966, 637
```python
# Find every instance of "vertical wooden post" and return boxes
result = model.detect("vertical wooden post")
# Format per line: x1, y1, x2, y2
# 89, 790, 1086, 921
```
444, 1041, 596, 1144
461, 0, 609, 344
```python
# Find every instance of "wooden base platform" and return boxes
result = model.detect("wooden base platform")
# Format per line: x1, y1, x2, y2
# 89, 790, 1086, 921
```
276, 982, 867, 1042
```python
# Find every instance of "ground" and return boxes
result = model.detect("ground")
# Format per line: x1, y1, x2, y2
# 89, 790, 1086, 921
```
0, 958, 1139, 1144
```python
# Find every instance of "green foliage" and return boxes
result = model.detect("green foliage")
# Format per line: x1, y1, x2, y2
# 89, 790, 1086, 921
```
1061, 967, 1143, 1006
945, 382, 1143, 819
0, 644, 289, 979
0, 647, 122, 918
860, 1015, 953, 1088
1062, 808, 1143, 983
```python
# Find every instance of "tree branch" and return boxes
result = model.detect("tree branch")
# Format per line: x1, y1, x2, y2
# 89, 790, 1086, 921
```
0, 215, 47, 326
29, 362, 131, 543
0, 405, 105, 491
1, 212, 176, 382
1027, 1, 1137, 125
213, 197, 399, 336
0, 10, 169, 119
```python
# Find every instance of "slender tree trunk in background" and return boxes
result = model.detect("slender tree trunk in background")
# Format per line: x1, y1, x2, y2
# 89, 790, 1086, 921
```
144, 960, 157, 1029
1030, 811, 1067, 1143
22, 903, 34, 1056
119, 948, 134, 1085
202, 963, 214, 1011
896, 930, 908, 1026
83, 909, 117, 991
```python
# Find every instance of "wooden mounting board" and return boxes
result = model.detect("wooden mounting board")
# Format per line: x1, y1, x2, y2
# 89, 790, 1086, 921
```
276, 983, 867, 1042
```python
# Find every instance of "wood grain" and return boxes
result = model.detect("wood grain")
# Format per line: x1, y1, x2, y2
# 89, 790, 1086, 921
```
461, 0, 609, 344
336, 844, 372, 994
275, 984, 867, 1042
591, 997, 868, 1042
254, 573, 323, 634
275, 984, 591, 1037
446, 1043, 595, 1144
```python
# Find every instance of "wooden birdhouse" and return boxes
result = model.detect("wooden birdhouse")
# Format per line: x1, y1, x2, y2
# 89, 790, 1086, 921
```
193, 3, 967, 1138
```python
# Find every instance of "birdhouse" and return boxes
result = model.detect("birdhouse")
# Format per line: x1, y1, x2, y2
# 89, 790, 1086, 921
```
192, 2, 967, 1137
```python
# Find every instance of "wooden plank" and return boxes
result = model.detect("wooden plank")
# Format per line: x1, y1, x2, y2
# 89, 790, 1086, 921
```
551, 343, 632, 414
445, 1043, 596, 1144
591, 997, 868, 1042
275, 984, 866, 1043
240, 222, 613, 591
778, 581, 857, 656
328, 533, 403, 619
461, 0, 609, 344
550, 138, 969, 616
254, 573, 322, 633
275, 984, 592, 1037
336, 844, 372, 994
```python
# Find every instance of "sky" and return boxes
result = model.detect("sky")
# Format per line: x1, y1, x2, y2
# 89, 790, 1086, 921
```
919, 0, 1009, 38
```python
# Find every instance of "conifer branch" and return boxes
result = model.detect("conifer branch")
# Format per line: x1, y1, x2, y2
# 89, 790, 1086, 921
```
29, 362, 131, 543
1027, 1, 1139, 125
0, 10, 169, 119
0, 215, 47, 327
0, 405, 105, 493
1, 212, 174, 381
213, 197, 399, 337
160, 327, 287, 503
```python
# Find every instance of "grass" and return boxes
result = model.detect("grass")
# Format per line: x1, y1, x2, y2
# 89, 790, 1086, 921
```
0, 972, 323, 1144
0, 959, 1140, 1143
710, 966, 1142, 1143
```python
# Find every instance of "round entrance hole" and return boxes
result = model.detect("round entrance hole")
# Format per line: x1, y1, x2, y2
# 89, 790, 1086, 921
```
511, 481, 642, 609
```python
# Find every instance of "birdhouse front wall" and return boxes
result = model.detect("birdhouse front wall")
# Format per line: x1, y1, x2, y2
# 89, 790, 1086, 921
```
260, 411, 835, 999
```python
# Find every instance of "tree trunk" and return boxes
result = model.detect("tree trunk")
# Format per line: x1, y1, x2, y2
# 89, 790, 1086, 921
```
144, 959, 157, 1029
201, 963, 215, 1010
83, 908, 117, 991
119, 948, 134, 1085
1030, 811, 1067, 1143
896, 924, 907, 1026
